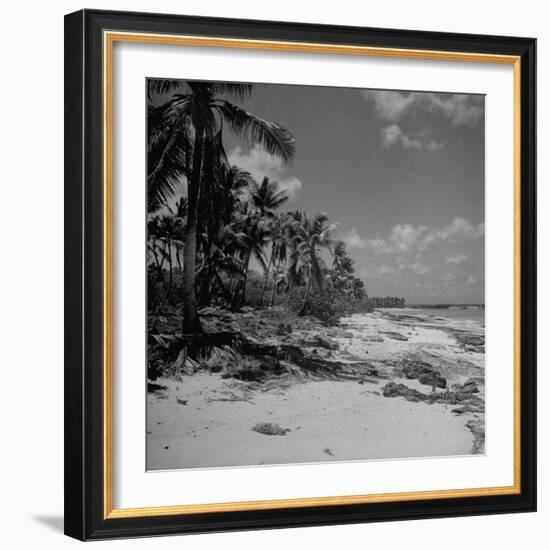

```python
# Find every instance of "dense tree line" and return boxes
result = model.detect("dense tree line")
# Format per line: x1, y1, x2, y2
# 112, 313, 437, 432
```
147, 79, 371, 332
368, 297, 406, 308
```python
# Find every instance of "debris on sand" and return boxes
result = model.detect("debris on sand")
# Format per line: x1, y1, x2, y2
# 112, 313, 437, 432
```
314, 335, 339, 350
382, 382, 428, 402
379, 331, 409, 341
147, 382, 168, 394
252, 422, 291, 436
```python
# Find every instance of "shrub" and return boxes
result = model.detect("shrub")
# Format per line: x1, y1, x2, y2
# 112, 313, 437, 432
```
286, 287, 348, 326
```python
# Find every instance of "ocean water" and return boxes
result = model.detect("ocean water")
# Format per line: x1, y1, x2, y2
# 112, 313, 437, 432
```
379, 307, 485, 331
410, 307, 485, 324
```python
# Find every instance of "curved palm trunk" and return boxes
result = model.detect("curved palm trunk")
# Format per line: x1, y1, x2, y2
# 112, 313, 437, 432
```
182, 130, 204, 334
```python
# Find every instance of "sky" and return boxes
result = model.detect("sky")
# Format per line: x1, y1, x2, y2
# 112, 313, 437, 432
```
219, 83, 485, 305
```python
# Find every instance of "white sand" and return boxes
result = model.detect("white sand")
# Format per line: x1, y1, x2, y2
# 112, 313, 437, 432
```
147, 310, 484, 470
148, 375, 474, 470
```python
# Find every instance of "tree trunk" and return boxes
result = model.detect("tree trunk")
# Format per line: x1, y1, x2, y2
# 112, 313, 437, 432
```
258, 251, 273, 306
231, 250, 250, 311
239, 251, 252, 308
311, 246, 325, 292
175, 243, 182, 271
167, 237, 173, 295
182, 129, 204, 334
198, 251, 213, 307
299, 274, 312, 316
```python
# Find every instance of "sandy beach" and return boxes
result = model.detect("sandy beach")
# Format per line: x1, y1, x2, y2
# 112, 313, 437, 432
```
147, 308, 485, 470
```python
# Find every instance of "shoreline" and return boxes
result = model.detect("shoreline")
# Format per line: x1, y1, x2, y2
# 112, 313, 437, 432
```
147, 307, 485, 470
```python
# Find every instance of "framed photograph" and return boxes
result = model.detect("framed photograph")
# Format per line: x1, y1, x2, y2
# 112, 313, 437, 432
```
64, 9, 536, 540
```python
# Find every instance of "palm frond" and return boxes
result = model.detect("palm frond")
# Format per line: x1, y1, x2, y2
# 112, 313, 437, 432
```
267, 190, 290, 209
147, 124, 192, 212
147, 79, 187, 98
216, 101, 295, 162
147, 96, 190, 152
210, 83, 253, 101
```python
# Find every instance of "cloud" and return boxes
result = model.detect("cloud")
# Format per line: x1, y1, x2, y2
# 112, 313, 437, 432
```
378, 265, 397, 275
366, 217, 484, 255
362, 91, 418, 120
446, 254, 468, 265
228, 145, 302, 200
362, 90, 484, 127
439, 218, 484, 241
361, 264, 397, 279
441, 272, 457, 282
399, 262, 432, 275
467, 275, 477, 284
341, 227, 366, 249
380, 124, 444, 152
426, 140, 445, 152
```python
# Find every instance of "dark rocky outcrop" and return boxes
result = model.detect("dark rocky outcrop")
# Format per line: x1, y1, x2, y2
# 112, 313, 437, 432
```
382, 382, 428, 402
447, 329, 485, 353
418, 372, 447, 389
400, 359, 447, 389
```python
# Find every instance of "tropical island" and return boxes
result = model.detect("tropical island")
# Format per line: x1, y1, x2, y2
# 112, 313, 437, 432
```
146, 79, 486, 470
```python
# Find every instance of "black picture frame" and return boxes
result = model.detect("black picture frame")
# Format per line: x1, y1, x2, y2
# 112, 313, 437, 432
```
64, 8, 537, 541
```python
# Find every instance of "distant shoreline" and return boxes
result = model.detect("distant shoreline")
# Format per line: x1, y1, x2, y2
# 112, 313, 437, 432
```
406, 304, 485, 310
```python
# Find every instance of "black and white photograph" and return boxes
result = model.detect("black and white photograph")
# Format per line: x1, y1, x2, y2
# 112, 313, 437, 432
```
146, 79, 486, 470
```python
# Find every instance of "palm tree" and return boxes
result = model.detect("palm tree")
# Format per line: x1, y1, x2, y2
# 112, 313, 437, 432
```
331, 241, 357, 296
258, 213, 288, 306
227, 209, 269, 310
249, 176, 289, 217
282, 210, 305, 291
269, 266, 287, 307
157, 213, 186, 296
216, 165, 254, 225
196, 226, 243, 307
149, 80, 295, 333
147, 216, 165, 285
196, 163, 253, 299
147, 94, 193, 213
290, 212, 337, 314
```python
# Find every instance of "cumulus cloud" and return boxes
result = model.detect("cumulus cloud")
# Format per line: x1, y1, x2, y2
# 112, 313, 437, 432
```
228, 145, 302, 200
366, 217, 484, 255
446, 254, 468, 265
467, 275, 477, 284
361, 264, 398, 279
377, 264, 397, 275
439, 218, 484, 241
441, 272, 457, 282
362, 90, 484, 127
399, 262, 432, 275
341, 227, 366, 249
426, 140, 446, 152
380, 124, 444, 152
